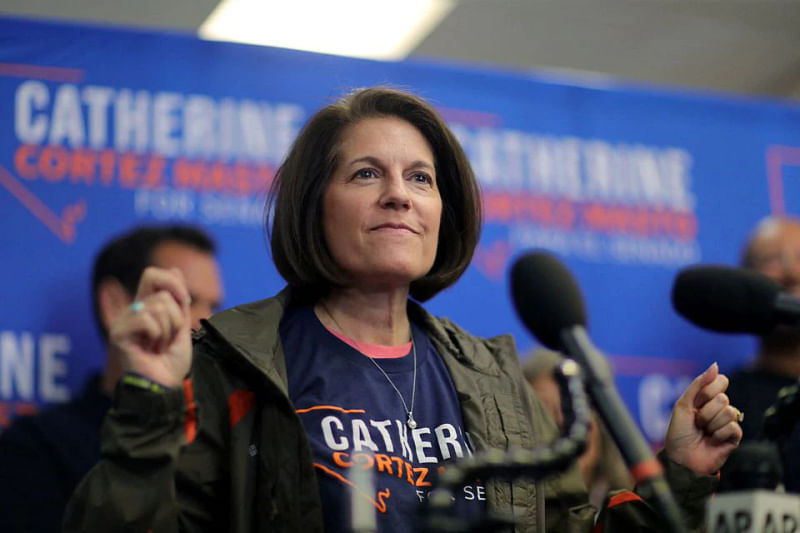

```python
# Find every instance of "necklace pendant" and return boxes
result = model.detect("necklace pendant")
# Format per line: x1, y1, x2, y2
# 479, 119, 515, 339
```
407, 414, 417, 429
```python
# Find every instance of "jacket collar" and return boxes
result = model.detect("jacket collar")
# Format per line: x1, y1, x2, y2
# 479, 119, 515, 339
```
408, 299, 507, 377
201, 286, 510, 395
202, 287, 292, 395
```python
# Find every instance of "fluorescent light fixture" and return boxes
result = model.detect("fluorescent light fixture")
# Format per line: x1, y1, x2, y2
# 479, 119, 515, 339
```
199, 0, 455, 60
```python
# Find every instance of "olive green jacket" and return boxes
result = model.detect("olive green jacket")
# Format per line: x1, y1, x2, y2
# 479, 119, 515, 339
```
64, 289, 713, 532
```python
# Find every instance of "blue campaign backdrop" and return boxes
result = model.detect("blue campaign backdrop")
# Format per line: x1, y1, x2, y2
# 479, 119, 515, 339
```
1, 16, 799, 443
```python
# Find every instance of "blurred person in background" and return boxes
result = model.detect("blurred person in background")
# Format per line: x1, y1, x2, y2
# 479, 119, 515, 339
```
522, 348, 633, 508
0, 224, 223, 533
726, 215, 800, 491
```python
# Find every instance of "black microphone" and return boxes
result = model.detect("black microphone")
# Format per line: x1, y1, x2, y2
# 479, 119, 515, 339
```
510, 251, 686, 533
672, 265, 800, 335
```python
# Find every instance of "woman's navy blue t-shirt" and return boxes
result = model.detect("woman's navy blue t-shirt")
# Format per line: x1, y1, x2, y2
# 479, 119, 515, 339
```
281, 304, 485, 532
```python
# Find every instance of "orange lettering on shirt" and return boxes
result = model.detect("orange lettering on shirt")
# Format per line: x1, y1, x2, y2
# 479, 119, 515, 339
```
414, 467, 431, 487
333, 452, 353, 468
374, 453, 393, 475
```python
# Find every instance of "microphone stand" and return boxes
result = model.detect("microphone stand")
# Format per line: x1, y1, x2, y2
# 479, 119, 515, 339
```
561, 326, 687, 533
419, 359, 592, 532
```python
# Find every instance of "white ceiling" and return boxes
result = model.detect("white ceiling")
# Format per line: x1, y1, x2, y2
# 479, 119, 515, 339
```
3, 0, 800, 101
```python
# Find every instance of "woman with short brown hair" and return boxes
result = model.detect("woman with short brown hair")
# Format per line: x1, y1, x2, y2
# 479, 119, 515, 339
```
269, 86, 481, 302
65, 86, 742, 533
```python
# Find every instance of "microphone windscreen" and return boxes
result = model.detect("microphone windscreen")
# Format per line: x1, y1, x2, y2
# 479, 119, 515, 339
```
510, 251, 587, 350
671, 265, 780, 335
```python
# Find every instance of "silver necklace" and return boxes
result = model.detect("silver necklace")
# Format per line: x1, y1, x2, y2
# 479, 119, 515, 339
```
320, 302, 418, 429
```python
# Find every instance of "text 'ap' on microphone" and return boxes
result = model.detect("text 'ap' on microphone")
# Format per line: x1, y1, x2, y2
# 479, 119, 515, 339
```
509, 250, 687, 533
671, 264, 800, 335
